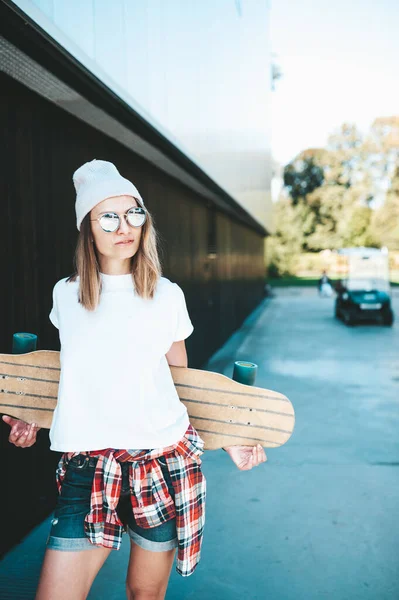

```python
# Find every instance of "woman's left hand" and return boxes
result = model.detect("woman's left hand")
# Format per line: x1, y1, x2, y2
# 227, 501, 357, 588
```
223, 444, 267, 470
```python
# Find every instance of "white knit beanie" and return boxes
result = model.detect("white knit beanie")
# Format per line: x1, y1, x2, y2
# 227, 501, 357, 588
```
73, 159, 145, 230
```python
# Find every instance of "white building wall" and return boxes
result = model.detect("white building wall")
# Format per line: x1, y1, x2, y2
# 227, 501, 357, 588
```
12, 0, 272, 229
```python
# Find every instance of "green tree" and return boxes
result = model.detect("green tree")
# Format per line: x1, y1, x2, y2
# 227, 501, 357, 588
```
283, 157, 324, 205
267, 198, 304, 276
304, 184, 347, 251
339, 205, 376, 247
270, 118, 399, 272
370, 165, 399, 250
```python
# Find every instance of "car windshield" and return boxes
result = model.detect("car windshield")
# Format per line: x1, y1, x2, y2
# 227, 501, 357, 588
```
345, 254, 390, 291
346, 278, 390, 292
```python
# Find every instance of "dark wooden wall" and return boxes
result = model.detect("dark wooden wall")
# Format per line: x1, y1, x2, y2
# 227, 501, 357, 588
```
0, 71, 266, 554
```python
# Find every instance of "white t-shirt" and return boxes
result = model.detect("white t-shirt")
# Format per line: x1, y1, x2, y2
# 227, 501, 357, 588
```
49, 273, 193, 452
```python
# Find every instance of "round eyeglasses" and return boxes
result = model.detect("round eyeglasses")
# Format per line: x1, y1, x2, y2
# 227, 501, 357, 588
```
91, 206, 147, 232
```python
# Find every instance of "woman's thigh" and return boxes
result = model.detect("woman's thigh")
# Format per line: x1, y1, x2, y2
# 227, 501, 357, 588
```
38, 455, 112, 599
126, 540, 176, 600
36, 546, 112, 600
124, 458, 177, 598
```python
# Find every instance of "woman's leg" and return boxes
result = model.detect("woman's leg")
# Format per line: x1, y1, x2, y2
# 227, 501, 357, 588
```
124, 458, 178, 599
36, 454, 112, 599
35, 546, 112, 600
125, 540, 176, 600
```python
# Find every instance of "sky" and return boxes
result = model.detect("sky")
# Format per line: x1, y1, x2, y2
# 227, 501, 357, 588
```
270, 0, 399, 166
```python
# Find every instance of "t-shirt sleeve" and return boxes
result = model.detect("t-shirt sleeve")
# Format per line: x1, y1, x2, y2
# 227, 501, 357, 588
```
49, 283, 59, 329
173, 283, 194, 342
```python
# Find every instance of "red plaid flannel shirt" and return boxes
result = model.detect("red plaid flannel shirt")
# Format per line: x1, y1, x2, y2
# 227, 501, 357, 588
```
56, 424, 206, 577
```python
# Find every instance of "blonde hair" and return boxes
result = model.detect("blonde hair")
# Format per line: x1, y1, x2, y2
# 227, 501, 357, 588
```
67, 205, 162, 310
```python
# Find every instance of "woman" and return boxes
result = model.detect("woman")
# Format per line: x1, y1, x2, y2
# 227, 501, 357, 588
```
3, 160, 266, 600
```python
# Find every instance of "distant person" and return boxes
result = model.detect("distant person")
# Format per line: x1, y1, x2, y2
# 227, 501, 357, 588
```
318, 270, 333, 297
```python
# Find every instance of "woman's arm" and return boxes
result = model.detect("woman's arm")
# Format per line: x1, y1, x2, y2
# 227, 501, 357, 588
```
166, 340, 188, 368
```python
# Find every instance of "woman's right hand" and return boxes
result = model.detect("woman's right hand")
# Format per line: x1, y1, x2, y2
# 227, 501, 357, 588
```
2, 415, 40, 447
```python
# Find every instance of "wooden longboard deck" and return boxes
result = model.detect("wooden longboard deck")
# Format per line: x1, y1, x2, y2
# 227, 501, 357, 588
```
0, 351, 295, 450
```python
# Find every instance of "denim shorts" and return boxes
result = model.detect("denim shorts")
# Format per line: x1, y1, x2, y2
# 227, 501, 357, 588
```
46, 454, 178, 553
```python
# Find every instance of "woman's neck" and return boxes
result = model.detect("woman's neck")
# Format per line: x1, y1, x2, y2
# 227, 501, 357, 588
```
98, 257, 132, 276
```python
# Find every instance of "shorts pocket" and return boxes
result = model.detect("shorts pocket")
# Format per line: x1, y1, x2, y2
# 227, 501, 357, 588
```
63, 459, 96, 494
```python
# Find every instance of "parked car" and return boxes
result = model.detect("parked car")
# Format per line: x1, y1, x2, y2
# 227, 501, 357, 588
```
334, 248, 394, 326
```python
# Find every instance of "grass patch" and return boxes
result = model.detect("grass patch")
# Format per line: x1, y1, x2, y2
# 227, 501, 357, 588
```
268, 276, 324, 287
268, 276, 399, 288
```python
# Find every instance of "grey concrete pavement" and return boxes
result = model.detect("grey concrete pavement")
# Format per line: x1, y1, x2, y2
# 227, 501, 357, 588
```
1, 287, 398, 599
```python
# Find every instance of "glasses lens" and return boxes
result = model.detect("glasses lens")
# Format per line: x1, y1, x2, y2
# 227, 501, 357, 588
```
127, 207, 146, 227
99, 213, 119, 232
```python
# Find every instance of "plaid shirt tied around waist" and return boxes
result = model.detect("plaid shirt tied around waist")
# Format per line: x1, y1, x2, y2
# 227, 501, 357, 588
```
56, 424, 206, 577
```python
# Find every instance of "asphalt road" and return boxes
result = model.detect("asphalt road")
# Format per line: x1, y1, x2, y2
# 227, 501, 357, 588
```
1, 288, 398, 599
166, 287, 399, 600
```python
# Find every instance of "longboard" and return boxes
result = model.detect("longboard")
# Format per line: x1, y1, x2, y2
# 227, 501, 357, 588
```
0, 351, 295, 450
